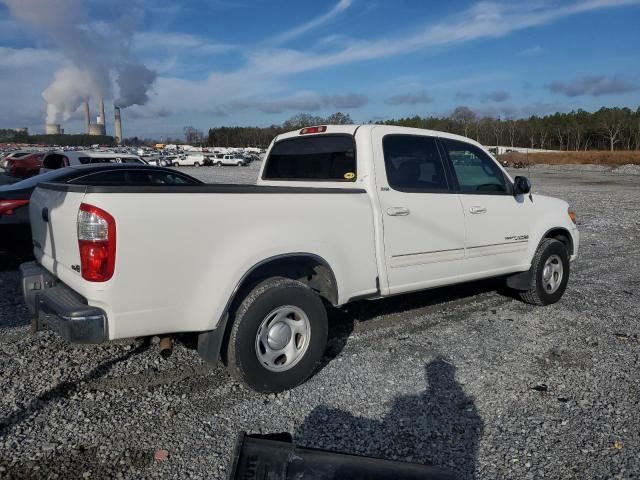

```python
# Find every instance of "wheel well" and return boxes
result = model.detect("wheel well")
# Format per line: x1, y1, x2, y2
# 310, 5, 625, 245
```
544, 228, 573, 255
232, 255, 338, 308
211, 255, 338, 366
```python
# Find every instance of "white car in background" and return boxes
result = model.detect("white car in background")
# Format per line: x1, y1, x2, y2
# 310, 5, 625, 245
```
172, 154, 204, 167
40, 151, 147, 173
215, 154, 246, 166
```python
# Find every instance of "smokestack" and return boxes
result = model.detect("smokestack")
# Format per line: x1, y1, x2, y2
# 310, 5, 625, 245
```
114, 106, 122, 145
84, 100, 91, 134
99, 98, 106, 128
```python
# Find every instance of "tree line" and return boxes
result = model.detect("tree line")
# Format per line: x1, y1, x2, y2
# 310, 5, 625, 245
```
203, 107, 640, 151
3, 106, 638, 151
0, 129, 115, 147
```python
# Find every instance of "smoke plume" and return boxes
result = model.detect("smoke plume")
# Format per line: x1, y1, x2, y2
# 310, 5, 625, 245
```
1, 0, 156, 122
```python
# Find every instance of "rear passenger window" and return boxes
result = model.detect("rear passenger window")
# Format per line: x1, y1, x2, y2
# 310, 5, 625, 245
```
442, 139, 508, 194
42, 154, 68, 169
264, 135, 356, 181
70, 171, 128, 185
383, 135, 449, 192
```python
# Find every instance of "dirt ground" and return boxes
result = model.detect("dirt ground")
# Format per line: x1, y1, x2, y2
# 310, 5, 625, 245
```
0, 164, 638, 479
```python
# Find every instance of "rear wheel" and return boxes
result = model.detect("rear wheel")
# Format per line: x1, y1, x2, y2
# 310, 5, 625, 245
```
226, 277, 328, 392
172, 162, 180, 167
519, 238, 570, 305
193, 162, 200, 167
217, 162, 223, 166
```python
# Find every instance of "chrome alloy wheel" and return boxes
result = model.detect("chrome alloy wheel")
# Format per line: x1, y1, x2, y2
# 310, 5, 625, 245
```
255, 306, 311, 372
542, 254, 563, 294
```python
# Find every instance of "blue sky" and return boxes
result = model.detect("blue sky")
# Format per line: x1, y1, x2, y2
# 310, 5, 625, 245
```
0, 0, 639, 139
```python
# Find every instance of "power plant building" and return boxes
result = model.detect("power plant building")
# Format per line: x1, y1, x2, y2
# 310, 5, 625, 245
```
46, 98, 123, 138
45, 123, 61, 135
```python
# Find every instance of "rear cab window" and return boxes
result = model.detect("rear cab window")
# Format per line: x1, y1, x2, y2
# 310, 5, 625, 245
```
263, 135, 356, 182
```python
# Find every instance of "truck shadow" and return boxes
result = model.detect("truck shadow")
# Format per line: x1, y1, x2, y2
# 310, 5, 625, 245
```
0, 227, 33, 272
322, 278, 507, 365
0, 339, 152, 438
297, 357, 483, 479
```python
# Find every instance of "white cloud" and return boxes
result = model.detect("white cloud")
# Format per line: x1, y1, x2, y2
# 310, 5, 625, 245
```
518, 45, 544, 56
270, 0, 353, 45
0, 46, 62, 67
134, 31, 238, 55
136, 0, 640, 121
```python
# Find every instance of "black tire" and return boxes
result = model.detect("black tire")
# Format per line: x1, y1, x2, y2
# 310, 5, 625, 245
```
217, 162, 223, 166
193, 162, 200, 167
173, 162, 180, 167
226, 277, 328, 393
519, 238, 570, 306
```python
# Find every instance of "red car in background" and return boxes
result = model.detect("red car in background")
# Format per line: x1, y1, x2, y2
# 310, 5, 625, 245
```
5, 152, 44, 179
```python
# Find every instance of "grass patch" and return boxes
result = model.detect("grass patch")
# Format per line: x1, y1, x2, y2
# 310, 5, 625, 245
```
499, 151, 640, 167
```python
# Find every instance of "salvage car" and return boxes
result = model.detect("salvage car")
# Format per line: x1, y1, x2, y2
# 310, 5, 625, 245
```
21, 125, 579, 392
4, 152, 45, 179
40, 151, 147, 172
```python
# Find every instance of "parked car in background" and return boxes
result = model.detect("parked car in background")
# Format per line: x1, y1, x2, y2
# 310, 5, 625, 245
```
40, 151, 147, 172
2, 151, 34, 169
172, 153, 204, 167
5, 152, 45, 179
1, 164, 202, 252
215, 154, 247, 166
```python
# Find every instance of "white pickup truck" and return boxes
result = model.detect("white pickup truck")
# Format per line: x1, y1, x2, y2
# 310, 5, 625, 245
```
21, 125, 578, 392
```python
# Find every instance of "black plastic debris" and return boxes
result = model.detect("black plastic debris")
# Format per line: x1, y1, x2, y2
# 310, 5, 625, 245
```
530, 384, 548, 392
228, 432, 457, 480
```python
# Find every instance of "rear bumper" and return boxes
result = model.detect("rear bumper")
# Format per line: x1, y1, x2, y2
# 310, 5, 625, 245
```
20, 261, 107, 343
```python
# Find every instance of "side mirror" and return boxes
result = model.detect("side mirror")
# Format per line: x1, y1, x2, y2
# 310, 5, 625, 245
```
513, 176, 532, 195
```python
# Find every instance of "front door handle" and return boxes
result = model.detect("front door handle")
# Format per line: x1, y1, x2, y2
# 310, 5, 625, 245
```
387, 207, 410, 216
469, 206, 487, 214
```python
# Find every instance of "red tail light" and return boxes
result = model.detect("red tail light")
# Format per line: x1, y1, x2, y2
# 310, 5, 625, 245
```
0, 199, 29, 215
77, 203, 116, 282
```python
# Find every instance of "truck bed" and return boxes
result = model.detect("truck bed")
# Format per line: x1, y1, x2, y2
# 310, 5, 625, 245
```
29, 182, 379, 340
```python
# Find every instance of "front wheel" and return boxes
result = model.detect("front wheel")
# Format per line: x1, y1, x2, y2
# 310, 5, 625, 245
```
193, 162, 200, 167
172, 162, 180, 167
226, 277, 328, 392
519, 238, 570, 305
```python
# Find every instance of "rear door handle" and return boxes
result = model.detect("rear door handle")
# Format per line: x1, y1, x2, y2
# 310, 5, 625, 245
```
41, 208, 49, 222
469, 206, 487, 214
387, 207, 410, 216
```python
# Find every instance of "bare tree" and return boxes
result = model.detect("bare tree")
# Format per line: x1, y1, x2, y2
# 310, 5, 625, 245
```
450, 106, 477, 137
555, 126, 565, 151
491, 118, 505, 148
183, 126, 204, 145
507, 120, 517, 147
326, 112, 353, 125
600, 109, 624, 151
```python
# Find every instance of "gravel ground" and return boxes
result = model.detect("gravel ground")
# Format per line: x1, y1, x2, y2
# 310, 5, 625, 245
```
1, 163, 639, 479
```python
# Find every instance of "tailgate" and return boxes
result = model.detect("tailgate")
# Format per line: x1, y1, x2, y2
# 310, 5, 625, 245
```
30, 184, 86, 278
